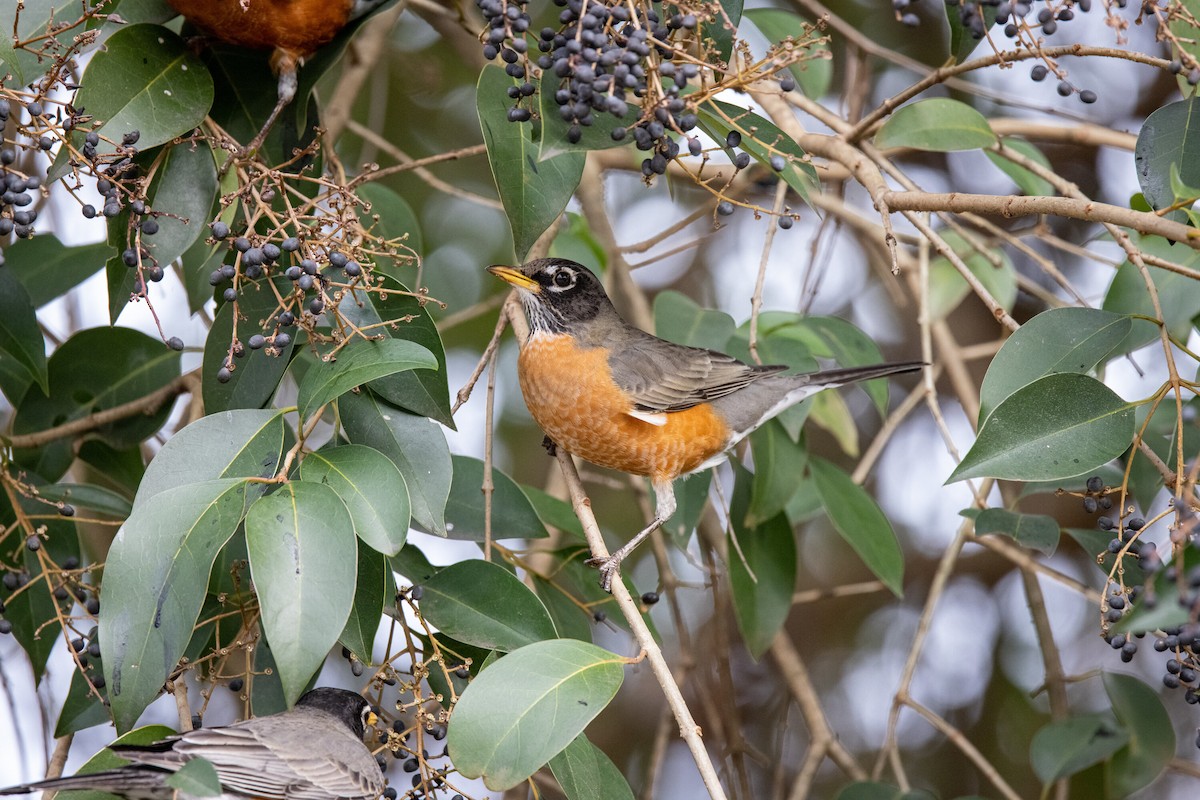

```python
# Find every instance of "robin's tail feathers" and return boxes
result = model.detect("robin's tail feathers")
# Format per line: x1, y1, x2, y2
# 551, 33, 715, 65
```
802, 360, 926, 388
0, 766, 171, 797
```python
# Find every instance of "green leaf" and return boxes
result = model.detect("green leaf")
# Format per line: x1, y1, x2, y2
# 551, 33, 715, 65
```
875, 98, 997, 152
972, 508, 1060, 556
74, 24, 214, 153
705, 0, 744, 65
523, 485, 585, 539
202, 281, 297, 413
356, 182, 423, 270
339, 390, 451, 536
985, 137, 1055, 197
729, 464, 797, 658
339, 544, 391, 662
52, 724, 179, 800
166, 758, 222, 797
748, 421, 809, 525
927, 230, 1017, 321
300, 445, 410, 556
744, 9, 832, 99
764, 316, 892, 416
697, 99, 818, 205
1, 0, 91, 89
1102, 233, 1200, 347
39, 483, 133, 518
3, 235, 109, 307
1064, 528, 1146, 587
1104, 671, 1175, 796
1030, 713, 1128, 783
134, 409, 287, 506
335, 274, 454, 428
1134, 97, 1200, 222
532, 574, 594, 643
297, 339, 436, 423
946, 1, 997, 64
479, 65, 584, 259
978, 307, 1131, 423
445, 455, 549, 541
142, 139, 219, 273
101, 479, 252, 731
418, 559, 556, 651
653, 290, 736, 351
947, 374, 1135, 483
12, 327, 180, 482
246, 481, 357, 705
811, 457, 904, 596
448, 639, 625, 791
55, 664, 111, 737
549, 734, 636, 800
0, 264, 48, 402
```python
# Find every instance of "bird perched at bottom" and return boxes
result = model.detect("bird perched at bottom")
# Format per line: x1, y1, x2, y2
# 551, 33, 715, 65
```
0, 687, 384, 800
489, 258, 923, 592
165, 0, 387, 155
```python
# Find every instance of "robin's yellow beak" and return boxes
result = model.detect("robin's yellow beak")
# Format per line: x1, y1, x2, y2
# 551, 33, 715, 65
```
487, 265, 540, 292
366, 710, 378, 727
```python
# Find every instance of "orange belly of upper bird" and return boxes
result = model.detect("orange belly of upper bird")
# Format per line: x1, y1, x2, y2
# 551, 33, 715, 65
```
518, 333, 730, 480
167, 0, 355, 56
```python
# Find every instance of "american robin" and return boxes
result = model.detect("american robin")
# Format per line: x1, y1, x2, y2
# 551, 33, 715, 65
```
0, 687, 384, 800
489, 258, 923, 592
165, 0, 388, 154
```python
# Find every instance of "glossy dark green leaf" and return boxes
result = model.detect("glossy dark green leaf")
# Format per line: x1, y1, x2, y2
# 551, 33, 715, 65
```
336, 274, 454, 428
533, 574, 594, 643
298, 339, 435, 423
744, 9, 832, 98
985, 137, 1055, 197
445, 455, 548, 541
531, 547, 655, 640
811, 457, 904, 596
142, 140, 219, 273
748, 421, 808, 526
973, 508, 1060, 556
762, 315, 892, 416
1104, 671, 1175, 795
946, 2, 997, 64
538, 70, 626, 160
875, 98, 997, 152
1064, 528, 1146, 587
1134, 97, 1200, 223
948, 374, 1135, 483
39, 483, 133, 518
697, 100, 818, 204
55, 663, 111, 737
339, 390, 451, 536
418, 559, 556, 651
75, 24, 214, 153
978, 307, 1131, 423
1, 0, 93, 89
246, 481, 357, 705
729, 464, 797, 658
705, 0, 744, 64
1030, 713, 1128, 783
4, 235, 109, 307
390, 542, 439, 584
50, 724, 178, 800
0, 501, 80, 679
12, 327, 180, 482
522, 484, 585, 540
301, 445, 409, 555
338, 543, 391, 662
355, 183, 423, 271
479, 64, 585, 259
0, 264, 48, 403
448, 639, 624, 791
549, 734, 635, 800
653, 290, 736, 352
1103, 233, 1200, 347
101, 479, 252, 731
134, 409, 288, 506
202, 281, 297, 413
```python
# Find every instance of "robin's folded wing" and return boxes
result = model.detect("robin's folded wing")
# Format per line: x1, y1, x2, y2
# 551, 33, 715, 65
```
608, 334, 785, 413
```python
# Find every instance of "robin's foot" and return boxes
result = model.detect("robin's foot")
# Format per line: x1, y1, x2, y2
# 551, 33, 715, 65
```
585, 554, 623, 593
541, 435, 558, 456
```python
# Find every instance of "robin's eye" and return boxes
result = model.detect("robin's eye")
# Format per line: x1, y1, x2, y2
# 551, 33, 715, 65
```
552, 270, 573, 288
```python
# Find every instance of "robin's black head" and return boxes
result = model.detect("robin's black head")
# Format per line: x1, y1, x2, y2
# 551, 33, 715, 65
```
488, 258, 614, 334
297, 687, 376, 738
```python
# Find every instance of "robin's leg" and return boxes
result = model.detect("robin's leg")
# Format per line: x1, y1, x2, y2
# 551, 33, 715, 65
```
541, 435, 558, 456
586, 477, 676, 593
239, 49, 299, 159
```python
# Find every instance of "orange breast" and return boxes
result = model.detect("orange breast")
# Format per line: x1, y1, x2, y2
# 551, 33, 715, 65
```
517, 333, 730, 480
167, 0, 355, 57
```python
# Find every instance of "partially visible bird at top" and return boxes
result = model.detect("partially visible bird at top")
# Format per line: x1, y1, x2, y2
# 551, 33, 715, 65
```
0, 687, 385, 800
165, 0, 389, 156
490, 258, 924, 592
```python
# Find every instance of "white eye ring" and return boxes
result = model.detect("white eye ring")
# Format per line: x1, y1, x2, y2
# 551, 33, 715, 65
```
549, 268, 575, 290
